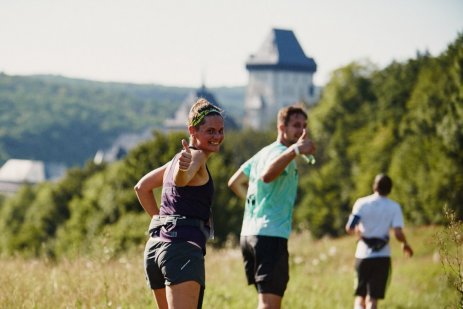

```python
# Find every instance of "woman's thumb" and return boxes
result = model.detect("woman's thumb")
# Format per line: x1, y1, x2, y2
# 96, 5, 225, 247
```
182, 139, 191, 153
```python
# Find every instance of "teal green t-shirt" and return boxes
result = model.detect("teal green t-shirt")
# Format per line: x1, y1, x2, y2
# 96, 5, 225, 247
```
240, 141, 298, 239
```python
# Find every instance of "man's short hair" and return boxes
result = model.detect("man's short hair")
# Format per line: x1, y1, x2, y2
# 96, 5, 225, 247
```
277, 104, 308, 126
373, 174, 393, 195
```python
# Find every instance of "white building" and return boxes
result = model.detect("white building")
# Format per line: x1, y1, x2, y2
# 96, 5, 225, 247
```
93, 128, 153, 164
244, 28, 318, 130
0, 159, 66, 195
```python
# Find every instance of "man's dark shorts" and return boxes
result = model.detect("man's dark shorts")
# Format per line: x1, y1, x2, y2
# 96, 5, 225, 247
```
240, 235, 289, 297
144, 237, 205, 289
355, 257, 391, 299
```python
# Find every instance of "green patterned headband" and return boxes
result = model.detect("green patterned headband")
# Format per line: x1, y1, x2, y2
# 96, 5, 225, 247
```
191, 106, 223, 127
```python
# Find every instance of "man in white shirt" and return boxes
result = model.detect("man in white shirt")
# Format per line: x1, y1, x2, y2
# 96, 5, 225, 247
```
345, 174, 413, 309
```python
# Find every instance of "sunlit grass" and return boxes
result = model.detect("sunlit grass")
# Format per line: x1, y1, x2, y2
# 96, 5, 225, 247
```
0, 226, 458, 308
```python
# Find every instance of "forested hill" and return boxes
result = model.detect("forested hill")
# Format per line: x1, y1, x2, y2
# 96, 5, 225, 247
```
0, 74, 245, 166
0, 34, 461, 258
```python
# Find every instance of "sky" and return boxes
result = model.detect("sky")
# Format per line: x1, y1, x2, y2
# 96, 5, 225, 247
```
1, 0, 462, 88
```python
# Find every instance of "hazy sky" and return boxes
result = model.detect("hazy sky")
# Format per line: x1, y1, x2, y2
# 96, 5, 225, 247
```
1, 0, 462, 87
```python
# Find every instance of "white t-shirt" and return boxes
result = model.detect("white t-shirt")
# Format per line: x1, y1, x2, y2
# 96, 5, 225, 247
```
351, 192, 404, 259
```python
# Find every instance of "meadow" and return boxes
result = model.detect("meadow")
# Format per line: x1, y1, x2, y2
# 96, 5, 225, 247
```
0, 226, 458, 308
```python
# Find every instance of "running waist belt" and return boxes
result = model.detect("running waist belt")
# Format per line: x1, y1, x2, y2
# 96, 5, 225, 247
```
361, 236, 389, 252
148, 215, 211, 239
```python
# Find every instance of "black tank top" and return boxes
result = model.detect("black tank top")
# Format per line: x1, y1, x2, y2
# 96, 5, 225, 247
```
158, 152, 214, 251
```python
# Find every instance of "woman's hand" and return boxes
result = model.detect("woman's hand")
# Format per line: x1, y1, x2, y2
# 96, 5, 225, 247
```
178, 139, 192, 171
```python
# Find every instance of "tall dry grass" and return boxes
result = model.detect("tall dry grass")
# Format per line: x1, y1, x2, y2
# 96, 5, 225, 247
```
0, 226, 458, 308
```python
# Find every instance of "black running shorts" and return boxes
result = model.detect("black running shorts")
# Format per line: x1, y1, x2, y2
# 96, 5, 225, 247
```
144, 238, 205, 289
240, 235, 289, 297
354, 257, 391, 299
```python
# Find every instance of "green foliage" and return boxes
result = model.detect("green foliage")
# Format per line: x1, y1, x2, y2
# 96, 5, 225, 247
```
435, 207, 463, 307
0, 185, 37, 254
0, 34, 462, 257
0, 128, 275, 256
295, 33, 463, 237
0, 74, 178, 166
0, 74, 244, 166
0, 161, 105, 257
297, 61, 376, 237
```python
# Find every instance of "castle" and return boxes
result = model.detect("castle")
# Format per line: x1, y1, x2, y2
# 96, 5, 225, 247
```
163, 28, 318, 131
243, 28, 318, 130
0, 28, 319, 194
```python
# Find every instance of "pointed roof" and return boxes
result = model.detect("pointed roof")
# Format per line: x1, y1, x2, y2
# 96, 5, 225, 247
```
246, 28, 317, 73
164, 85, 238, 131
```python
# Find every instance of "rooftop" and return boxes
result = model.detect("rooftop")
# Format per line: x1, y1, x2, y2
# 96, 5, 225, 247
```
246, 28, 317, 73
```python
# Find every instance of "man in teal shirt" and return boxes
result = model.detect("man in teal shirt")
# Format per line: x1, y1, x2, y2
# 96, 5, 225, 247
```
228, 105, 316, 309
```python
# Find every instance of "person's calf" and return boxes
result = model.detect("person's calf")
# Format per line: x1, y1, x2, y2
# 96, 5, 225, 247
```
366, 296, 378, 309
258, 293, 282, 309
354, 296, 366, 309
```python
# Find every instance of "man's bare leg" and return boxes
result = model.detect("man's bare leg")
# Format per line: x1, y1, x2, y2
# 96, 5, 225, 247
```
258, 293, 282, 309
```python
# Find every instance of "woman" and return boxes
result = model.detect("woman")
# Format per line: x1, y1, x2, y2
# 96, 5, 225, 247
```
134, 98, 224, 309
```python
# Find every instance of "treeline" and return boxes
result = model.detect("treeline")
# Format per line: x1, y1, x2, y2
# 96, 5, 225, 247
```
299, 33, 463, 236
0, 74, 244, 166
0, 34, 461, 258
0, 130, 274, 257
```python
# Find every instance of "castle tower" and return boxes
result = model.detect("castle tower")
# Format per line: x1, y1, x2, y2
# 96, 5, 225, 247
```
244, 29, 317, 130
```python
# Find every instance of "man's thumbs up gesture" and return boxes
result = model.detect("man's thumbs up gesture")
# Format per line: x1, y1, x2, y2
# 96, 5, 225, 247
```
297, 129, 316, 155
178, 139, 192, 171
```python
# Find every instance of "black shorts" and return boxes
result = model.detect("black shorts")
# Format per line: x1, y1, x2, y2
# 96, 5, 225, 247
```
355, 257, 391, 299
240, 235, 289, 297
144, 238, 205, 289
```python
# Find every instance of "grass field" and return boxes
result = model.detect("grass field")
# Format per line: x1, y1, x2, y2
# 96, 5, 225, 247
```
0, 226, 459, 308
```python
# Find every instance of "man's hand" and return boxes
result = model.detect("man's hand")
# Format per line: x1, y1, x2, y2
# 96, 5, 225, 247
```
402, 243, 413, 257
296, 129, 316, 156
